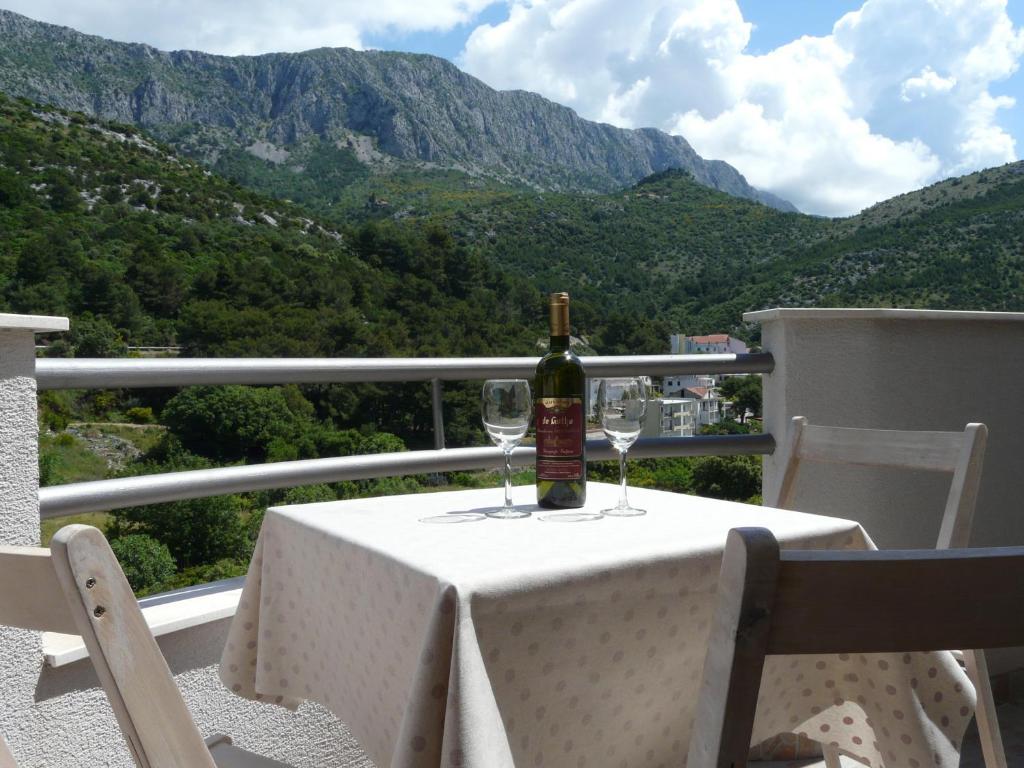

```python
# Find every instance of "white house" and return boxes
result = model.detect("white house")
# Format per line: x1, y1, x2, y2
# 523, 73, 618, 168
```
641, 397, 698, 437
682, 385, 721, 427
663, 374, 715, 398
670, 333, 749, 355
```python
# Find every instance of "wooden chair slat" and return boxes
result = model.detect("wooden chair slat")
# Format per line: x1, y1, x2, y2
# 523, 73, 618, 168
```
767, 547, 1024, 655
0, 547, 79, 634
50, 525, 217, 768
936, 423, 988, 549
796, 423, 963, 472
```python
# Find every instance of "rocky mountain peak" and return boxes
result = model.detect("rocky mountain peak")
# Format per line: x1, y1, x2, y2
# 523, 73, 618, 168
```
0, 8, 795, 211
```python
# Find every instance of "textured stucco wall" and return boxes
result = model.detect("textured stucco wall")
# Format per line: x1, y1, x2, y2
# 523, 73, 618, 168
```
0, 324, 375, 767
12, 618, 375, 767
0, 329, 39, 544
757, 312, 1024, 673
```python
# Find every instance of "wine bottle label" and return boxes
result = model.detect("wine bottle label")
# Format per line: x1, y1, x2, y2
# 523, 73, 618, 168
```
536, 397, 583, 480
537, 458, 583, 480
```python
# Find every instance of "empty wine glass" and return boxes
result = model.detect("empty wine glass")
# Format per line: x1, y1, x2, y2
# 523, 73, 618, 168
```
482, 379, 532, 519
597, 377, 648, 517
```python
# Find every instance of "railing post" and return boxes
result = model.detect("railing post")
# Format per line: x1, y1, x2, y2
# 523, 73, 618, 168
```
0, 313, 68, 761
431, 378, 445, 450
0, 314, 68, 541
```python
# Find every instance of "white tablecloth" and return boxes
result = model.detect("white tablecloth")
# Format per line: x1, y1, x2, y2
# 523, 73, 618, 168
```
220, 482, 974, 768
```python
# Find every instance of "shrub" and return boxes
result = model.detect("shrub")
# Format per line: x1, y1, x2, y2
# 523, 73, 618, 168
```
691, 455, 761, 501
126, 406, 155, 424
109, 534, 176, 594
109, 493, 250, 570
281, 484, 336, 505
162, 385, 319, 462
150, 559, 249, 593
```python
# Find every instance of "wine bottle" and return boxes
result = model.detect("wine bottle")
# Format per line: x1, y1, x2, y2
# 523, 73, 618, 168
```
535, 292, 587, 508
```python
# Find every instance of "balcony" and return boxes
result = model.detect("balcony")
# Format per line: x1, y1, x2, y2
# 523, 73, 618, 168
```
3, 308, 1024, 766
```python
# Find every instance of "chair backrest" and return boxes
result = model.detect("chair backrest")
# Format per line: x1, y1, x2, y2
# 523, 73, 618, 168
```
687, 527, 1024, 768
0, 526, 216, 768
773, 417, 988, 548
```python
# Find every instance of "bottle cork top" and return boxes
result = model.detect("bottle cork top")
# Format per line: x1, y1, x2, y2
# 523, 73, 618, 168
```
549, 292, 570, 336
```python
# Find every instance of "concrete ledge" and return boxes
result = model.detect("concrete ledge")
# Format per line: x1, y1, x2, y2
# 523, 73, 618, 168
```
0, 313, 69, 332
42, 576, 243, 666
744, 308, 1024, 323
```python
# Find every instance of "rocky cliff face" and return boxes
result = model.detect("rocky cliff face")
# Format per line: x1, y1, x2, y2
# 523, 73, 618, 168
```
0, 9, 795, 211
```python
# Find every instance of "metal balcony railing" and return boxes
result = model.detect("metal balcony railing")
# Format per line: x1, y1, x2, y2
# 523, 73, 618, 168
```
36, 353, 775, 518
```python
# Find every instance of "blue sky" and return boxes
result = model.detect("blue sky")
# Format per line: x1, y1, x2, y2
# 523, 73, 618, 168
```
3, 0, 1023, 215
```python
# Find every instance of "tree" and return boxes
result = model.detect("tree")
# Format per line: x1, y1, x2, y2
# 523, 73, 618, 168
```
718, 376, 762, 423
109, 534, 176, 594
109, 494, 250, 569
108, 440, 251, 568
0, 167, 29, 208
46, 169, 82, 213
691, 455, 761, 501
46, 315, 128, 358
162, 385, 319, 462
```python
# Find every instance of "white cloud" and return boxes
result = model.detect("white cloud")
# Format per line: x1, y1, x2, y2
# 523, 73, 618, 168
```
461, 0, 1024, 216
0, 0, 495, 54
901, 67, 957, 103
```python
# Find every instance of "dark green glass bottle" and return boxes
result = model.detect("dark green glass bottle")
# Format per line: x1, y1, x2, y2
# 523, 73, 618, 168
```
535, 292, 586, 508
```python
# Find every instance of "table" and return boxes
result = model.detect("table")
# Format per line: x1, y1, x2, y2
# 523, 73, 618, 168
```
220, 482, 975, 768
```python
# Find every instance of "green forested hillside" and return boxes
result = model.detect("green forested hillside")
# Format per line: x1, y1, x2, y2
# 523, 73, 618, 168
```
337, 163, 1024, 341
0, 92, 542, 360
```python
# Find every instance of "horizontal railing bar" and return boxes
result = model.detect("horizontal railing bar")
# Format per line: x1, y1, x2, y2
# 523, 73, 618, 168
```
38, 433, 774, 518
35, 353, 774, 390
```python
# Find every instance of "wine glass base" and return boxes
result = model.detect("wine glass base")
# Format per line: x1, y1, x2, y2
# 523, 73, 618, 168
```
601, 506, 647, 517
539, 512, 603, 523
419, 513, 487, 524
485, 508, 532, 519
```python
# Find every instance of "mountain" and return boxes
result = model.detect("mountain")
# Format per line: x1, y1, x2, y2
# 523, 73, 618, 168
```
4, 90, 1022, 362
0, 8, 795, 212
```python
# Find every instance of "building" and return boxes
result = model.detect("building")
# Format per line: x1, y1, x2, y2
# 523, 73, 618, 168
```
663, 373, 715, 398
641, 397, 698, 437
683, 385, 721, 426
670, 333, 749, 356
664, 333, 750, 402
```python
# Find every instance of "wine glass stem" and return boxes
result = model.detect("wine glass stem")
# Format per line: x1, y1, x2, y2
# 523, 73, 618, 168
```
618, 448, 629, 509
504, 449, 514, 509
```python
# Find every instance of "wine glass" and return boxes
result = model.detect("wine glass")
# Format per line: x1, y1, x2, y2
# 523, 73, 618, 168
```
597, 377, 648, 517
481, 379, 532, 519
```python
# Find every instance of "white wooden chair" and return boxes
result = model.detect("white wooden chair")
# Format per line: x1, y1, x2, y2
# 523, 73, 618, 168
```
687, 527, 1024, 768
0, 525, 293, 768
772, 416, 1004, 768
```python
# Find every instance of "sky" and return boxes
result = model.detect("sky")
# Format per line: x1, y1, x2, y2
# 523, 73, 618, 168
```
2, 1, 1023, 217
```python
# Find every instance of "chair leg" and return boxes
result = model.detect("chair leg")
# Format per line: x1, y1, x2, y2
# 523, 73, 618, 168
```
963, 649, 1008, 768
822, 743, 843, 768
0, 734, 16, 768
